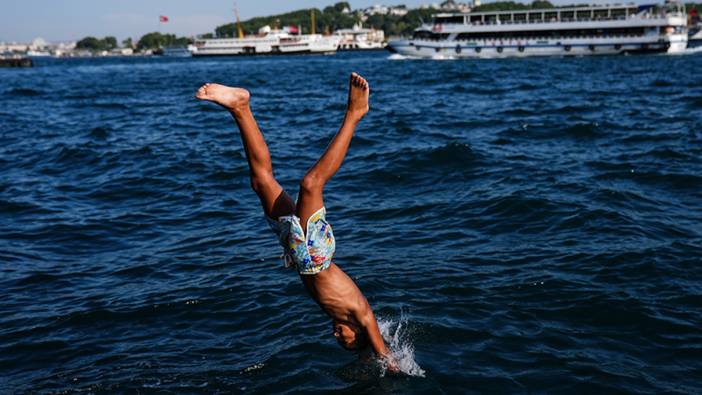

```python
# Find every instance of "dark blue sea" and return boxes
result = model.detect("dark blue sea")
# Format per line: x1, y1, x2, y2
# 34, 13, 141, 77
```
2, 51, 702, 394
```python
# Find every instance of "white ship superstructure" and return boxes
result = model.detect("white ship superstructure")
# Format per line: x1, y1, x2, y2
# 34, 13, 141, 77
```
191, 27, 340, 56
334, 25, 386, 50
388, 1, 688, 58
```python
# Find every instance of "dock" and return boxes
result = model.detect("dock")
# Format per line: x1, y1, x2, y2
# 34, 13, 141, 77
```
0, 58, 33, 68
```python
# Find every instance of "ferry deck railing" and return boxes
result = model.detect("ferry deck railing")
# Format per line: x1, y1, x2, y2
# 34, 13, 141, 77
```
433, 10, 686, 28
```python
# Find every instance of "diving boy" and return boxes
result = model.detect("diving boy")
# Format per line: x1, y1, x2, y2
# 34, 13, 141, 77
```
196, 73, 394, 366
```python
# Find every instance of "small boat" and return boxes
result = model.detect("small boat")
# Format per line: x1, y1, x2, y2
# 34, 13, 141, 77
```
155, 46, 193, 57
0, 57, 33, 67
26, 50, 51, 57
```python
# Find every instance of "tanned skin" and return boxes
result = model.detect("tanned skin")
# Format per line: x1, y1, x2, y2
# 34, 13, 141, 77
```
195, 73, 394, 367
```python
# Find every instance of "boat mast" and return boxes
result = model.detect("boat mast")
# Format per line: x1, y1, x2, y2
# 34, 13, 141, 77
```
234, 1, 244, 38
311, 9, 316, 35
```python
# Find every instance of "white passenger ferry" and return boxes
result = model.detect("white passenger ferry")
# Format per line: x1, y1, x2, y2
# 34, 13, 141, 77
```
191, 26, 340, 57
388, 1, 688, 58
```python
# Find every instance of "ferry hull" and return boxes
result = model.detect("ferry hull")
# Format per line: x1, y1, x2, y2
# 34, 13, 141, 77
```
192, 50, 336, 57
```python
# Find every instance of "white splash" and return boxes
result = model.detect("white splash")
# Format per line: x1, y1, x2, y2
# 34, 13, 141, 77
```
387, 53, 410, 60
667, 46, 702, 56
683, 46, 702, 55
430, 54, 456, 60
377, 313, 425, 377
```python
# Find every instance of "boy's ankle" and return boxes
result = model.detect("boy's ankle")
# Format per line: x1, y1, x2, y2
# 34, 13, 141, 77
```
345, 110, 366, 123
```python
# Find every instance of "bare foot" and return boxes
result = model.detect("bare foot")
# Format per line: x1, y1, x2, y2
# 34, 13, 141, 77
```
195, 83, 250, 113
346, 72, 369, 121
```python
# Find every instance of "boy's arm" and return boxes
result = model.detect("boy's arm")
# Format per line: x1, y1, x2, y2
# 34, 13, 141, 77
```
355, 306, 390, 357
353, 301, 399, 372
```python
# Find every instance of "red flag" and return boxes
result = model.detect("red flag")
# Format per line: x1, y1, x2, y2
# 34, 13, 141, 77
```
159, 15, 169, 23
288, 25, 299, 34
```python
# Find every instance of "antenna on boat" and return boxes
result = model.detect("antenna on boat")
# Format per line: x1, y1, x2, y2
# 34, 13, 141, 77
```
234, 1, 244, 38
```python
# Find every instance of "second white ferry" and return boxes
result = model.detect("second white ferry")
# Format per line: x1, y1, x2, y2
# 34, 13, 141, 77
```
388, 1, 688, 58
191, 26, 341, 56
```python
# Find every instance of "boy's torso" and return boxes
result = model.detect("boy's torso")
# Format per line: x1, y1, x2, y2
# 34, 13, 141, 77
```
300, 263, 367, 326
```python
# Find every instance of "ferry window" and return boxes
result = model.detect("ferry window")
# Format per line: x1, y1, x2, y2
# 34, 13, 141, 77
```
611, 8, 626, 18
412, 30, 433, 39
514, 13, 527, 21
485, 14, 497, 23
490, 27, 648, 41
576, 10, 591, 19
544, 12, 557, 20
435, 16, 464, 24
498, 14, 511, 22
594, 9, 609, 19
560, 11, 574, 20
528, 12, 543, 21
470, 15, 482, 23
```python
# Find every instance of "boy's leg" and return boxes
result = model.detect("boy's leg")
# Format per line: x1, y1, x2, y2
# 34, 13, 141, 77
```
196, 83, 295, 219
296, 73, 369, 232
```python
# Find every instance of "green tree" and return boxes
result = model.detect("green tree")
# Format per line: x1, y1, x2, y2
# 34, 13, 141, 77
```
530, 1, 555, 9
136, 32, 191, 50
103, 36, 117, 50
76, 36, 120, 51
76, 36, 102, 50
122, 37, 133, 48
333, 2, 351, 13
473, 1, 529, 12
686, 2, 702, 13
214, 2, 358, 37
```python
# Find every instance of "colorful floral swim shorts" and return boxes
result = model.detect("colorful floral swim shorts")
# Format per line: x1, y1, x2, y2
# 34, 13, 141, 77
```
266, 206, 336, 275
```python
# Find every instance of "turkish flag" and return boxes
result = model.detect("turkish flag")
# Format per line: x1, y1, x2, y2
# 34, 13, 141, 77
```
159, 15, 169, 23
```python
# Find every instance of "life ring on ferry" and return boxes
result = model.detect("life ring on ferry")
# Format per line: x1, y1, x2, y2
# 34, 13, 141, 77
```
564, 45, 572, 52
455, 45, 462, 54
497, 46, 504, 53
588, 44, 596, 52
614, 44, 622, 50
518, 46, 525, 52
475, 47, 482, 53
